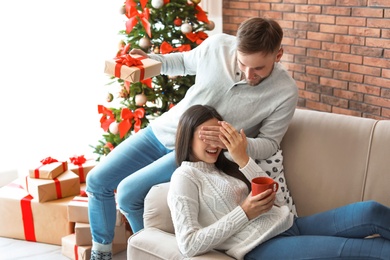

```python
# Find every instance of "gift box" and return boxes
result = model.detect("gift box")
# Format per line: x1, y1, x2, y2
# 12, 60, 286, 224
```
68, 196, 124, 226
0, 180, 74, 245
29, 157, 68, 179
104, 54, 162, 82
79, 183, 87, 197
62, 228, 129, 260
68, 156, 96, 183
74, 222, 129, 246
24, 170, 80, 203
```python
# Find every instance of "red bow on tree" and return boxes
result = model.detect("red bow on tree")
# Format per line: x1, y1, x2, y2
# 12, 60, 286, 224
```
118, 107, 146, 138
195, 5, 209, 23
186, 31, 208, 45
125, 0, 151, 38
160, 41, 192, 54
69, 155, 87, 166
98, 105, 116, 132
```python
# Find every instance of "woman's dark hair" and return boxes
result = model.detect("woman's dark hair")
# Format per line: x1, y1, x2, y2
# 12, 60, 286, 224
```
237, 17, 283, 55
175, 105, 251, 190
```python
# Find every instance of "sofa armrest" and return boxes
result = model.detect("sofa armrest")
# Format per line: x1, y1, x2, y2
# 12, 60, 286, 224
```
144, 182, 174, 233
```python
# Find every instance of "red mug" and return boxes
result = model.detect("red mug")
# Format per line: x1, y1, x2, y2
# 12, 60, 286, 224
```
251, 177, 279, 196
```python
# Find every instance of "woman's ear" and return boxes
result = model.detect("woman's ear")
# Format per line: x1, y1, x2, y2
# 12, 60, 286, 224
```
275, 47, 283, 62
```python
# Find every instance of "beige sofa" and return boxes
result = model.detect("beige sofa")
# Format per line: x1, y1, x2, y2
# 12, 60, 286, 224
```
127, 108, 390, 259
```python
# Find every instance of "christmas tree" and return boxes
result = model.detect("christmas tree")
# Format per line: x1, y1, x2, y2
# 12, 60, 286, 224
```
91, 0, 215, 161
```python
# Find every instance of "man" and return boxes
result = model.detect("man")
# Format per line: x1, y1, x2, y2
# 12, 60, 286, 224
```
87, 17, 298, 260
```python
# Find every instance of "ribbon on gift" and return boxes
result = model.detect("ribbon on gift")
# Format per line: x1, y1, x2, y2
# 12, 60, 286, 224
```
70, 155, 87, 183
54, 178, 63, 199
186, 31, 208, 45
34, 157, 66, 179
125, 0, 151, 38
160, 41, 191, 54
74, 245, 79, 260
118, 107, 146, 138
114, 54, 146, 81
98, 105, 115, 132
7, 182, 36, 242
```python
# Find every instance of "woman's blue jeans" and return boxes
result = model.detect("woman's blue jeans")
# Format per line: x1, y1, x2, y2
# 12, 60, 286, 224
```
245, 201, 390, 259
86, 127, 175, 245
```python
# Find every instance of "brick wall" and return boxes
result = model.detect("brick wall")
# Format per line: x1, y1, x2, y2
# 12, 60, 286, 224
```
223, 0, 390, 119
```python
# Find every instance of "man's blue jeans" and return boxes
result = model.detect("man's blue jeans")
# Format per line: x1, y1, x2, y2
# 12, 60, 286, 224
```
86, 127, 175, 245
245, 201, 390, 259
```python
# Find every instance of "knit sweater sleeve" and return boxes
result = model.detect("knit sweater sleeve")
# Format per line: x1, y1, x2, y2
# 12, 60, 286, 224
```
167, 167, 249, 257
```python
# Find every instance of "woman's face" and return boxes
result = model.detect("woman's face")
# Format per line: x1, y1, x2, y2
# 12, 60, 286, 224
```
190, 118, 221, 163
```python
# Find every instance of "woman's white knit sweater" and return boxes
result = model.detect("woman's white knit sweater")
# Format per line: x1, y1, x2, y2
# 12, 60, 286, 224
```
167, 159, 294, 259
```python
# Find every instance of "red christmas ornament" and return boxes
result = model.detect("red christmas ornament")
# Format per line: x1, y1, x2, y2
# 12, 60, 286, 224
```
174, 17, 182, 26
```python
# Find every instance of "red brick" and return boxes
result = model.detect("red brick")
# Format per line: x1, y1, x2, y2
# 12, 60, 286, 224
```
295, 21, 320, 31
352, 7, 384, 17
364, 75, 390, 88
278, 20, 294, 29
284, 29, 307, 39
351, 46, 383, 57
306, 100, 332, 112
368, 0, 390, 8
283, 12, 308, 21
307, 49, 333, 59
364, 57, 390, 69
336, 17, 366, 26
229, 1, 250, 9
262, 11, 283, 20
364, 95, 390, 108
299, 90, 320, 101
320, 77, 349, 89
307, 83, 334, 95
385, 9, 390, 18
366, 38, 390, 48
350, 101, 381, 115
295, 5, 322, 13
350, 64, 381, 76
282, 37, 295, 46
367, 18, 390, 29
363, 113, 387, 120
322, 42, 350, 53
382, 29, 390, 39
337, 0, 368, 6
306, 66, 333, 77
296, 39, 321, 49
384, 50, 390, 59
308, 14, 336, 24
348, 27, 380, 37
285, 0, 310, 3
333, 53, 363, 64
320, 24, 348, 34
348, 82, 381, 96
321, 60, 349, 71
281, 53, 295, 62
322, 6, 351, 15
334, 35, 365, 45
332, 107, 362, 117
294, 72, 320, 84
284, 46, 307, 55
249, 3, 271, 10
381, 88, 390, 98
308, 31, 334, 42
308, 0, 336, 4
382, 108, 390, 118
295, 55, 320, 66
271, 3, 294, 12
321, 95, 349, 108
334, 89, 364, 101
334, 71, 364, 83
237, 10, 260, 17
282, 62, 306, 72
382, 69, 390, 79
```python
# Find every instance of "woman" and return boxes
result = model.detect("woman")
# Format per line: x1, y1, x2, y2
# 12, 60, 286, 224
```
167, 104, 390, 260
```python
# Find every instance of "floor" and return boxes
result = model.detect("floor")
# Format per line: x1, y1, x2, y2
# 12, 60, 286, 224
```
0, 237, 127, 260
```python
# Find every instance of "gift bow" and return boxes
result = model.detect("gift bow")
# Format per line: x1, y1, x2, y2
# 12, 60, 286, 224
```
160, 41, 192, 54
69, 155, 87, 166
125, 0, 151, 38
118, 107, 145, 138
114, 54, 146, 80
40, 157, 59, 165
98, 105, 116, 132
186, 31, 208, 45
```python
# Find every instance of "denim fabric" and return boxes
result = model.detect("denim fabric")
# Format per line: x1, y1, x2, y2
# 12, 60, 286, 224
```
86, 127, 175, 245
245, 201, 390, 259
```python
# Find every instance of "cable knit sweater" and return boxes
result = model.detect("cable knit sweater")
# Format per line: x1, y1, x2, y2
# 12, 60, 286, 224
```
167, 158, 294, 259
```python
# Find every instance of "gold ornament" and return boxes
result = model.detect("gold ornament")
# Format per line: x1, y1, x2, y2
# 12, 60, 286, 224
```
206, 20, 215, 31
191, 0, 201, 4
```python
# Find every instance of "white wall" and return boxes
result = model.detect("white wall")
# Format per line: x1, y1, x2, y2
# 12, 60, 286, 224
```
0, 0, 222, 181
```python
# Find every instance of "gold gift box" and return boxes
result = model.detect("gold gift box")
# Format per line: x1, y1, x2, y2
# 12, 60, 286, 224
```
29, 161, 68, 179
0, 181, 74, 245
104, 55, 162, 82
24, 170, 80, 203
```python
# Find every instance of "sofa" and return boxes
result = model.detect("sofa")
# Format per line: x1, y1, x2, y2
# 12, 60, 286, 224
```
127, 108, 390, 259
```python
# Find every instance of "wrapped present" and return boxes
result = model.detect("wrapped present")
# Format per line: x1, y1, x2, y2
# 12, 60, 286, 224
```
104, 54, 162, 82
29, 157, 68, 179
0, 180, 74, 245
24, 170, 80, 203
62, 233, 128, 260
74, 222, 129, 246
68, 155, 96, 183
79, 183, 87, 197
68, 196, 124, 226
